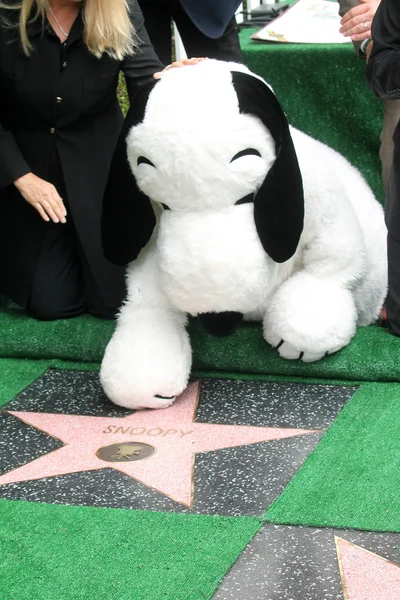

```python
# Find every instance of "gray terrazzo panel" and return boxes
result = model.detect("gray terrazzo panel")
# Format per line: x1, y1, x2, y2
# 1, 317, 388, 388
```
6, 369, 131, 417
193, 434, 322, 516
213, 524, 400, 600
197, 379, 358, 429
0, 412, 63, 475
0, 470, 182, 513
0, 369, 358, 516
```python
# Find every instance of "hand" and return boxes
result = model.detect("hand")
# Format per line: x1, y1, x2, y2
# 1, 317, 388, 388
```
339, 0, 380, 42
153, 57, 208, 79
14, 173, 67, 223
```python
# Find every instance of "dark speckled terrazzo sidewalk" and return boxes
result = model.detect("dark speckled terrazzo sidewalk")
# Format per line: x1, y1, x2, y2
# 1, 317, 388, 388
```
0, 369, 356, 516
213, 524, 400, 600
2, 366, 398, 600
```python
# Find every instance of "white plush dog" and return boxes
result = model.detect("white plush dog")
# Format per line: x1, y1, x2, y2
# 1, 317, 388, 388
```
101, 60, 387, 410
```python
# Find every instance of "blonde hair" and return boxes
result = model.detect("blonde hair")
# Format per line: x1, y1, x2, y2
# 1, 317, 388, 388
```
1, 0, 136, 59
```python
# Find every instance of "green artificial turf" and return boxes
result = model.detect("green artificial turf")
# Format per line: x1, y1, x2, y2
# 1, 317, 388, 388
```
1, 309, 400, 384
265, 382, 400, 532
0, 499, 262, 600
240, 29, 384, 204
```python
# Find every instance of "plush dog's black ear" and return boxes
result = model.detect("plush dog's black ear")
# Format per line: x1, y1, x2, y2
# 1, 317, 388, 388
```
231, 71, 304, 263
102, 79, 159, 266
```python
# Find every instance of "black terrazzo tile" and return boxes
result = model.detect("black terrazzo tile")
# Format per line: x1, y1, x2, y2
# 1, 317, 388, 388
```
7, 369, 131, 417
197, 379, 358, 429
0, 369, 357, 516
213, 524, 400, 600
0, 412, 63, 475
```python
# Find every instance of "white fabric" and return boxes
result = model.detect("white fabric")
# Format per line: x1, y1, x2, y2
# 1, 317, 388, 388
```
101, 60, 387, 409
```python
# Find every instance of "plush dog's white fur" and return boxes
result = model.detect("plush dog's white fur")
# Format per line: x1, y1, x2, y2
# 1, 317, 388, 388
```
100, 60, 387, 410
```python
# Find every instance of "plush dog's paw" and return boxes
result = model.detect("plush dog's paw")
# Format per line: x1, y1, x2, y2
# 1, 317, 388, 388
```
100, 352, 188, 411
118, 394, 177, 411
100, 314, 192, 410
263, 273, 358, 362
264, 330, 345, 363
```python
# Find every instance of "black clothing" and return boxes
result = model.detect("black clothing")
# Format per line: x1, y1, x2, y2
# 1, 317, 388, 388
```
0, 1, 163, 313
174, 0, 242, 39
385, 233, 400, 336
366, 0, 400, 239
28, 217, 87, 321
27, 148, 114, 320
138, 0, 244, 66
28, 218, 116, 321
365, 0, 400, 335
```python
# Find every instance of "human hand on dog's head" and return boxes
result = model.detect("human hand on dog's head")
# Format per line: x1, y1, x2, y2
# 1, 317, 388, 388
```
153, 57, 208, 79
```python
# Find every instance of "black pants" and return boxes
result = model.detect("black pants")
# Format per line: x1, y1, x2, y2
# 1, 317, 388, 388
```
27, 218, 115, 321
138, 0, 244, 65
26, 148, 116, 322
386, 233, 400, 336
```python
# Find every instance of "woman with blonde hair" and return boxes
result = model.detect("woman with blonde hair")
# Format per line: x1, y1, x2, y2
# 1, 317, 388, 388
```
0, 0, 189, 320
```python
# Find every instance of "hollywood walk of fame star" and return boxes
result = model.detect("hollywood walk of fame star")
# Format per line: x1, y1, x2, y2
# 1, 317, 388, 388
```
336, 537, 400, 600
0, 381, 317, 507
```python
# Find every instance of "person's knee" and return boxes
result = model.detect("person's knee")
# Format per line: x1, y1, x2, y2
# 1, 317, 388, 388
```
87, 305, 118, 320
27, 295, 86, 321
27, 303, 65, 321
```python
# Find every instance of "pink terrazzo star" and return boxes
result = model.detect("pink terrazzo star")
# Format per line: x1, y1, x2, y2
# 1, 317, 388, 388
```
336, 537, 400, 600
1, 381, 316, 506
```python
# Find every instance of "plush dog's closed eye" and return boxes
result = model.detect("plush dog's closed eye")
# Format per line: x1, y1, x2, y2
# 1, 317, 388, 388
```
137, 156, 156, 167
230, 148, 262, 162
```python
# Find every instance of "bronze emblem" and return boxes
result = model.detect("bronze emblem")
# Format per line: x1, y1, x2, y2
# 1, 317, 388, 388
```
96, 441, 155, 462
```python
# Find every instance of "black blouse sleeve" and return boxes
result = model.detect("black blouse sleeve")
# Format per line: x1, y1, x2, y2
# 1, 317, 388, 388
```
121, 0, 164, 102
0, 124, 31, 190
0, 9, 31, 189
365, 0, 400, 100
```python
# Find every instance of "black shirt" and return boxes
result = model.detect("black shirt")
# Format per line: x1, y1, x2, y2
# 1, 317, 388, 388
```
366, 0, 400, 238
0, 1, 163, 307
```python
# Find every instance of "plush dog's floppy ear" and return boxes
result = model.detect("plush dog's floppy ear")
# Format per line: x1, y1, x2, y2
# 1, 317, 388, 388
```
102, 79, 159, 266
231, 71, 304, 263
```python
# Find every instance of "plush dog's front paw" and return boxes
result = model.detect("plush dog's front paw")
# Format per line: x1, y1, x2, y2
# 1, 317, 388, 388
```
100, 345, 190, 410
264, 330, 345, 363
100, 314, 192, 410
264, 273, 358, 362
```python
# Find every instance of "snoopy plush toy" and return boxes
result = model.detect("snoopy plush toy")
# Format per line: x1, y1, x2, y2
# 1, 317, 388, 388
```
101, 60, 387, 410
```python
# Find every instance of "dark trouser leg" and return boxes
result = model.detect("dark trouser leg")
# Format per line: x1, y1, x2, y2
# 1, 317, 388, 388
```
386, 233, 400, 336
139, 0, 243, 63
172, 9, 244, 63
27, 220, 117, 321
380, 100, 400, 194
27, 220, 86, 321
78, 248, 119, 320
137, 0, 173, 65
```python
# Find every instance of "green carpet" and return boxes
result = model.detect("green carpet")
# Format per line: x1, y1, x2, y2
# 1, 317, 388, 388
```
1, 309, 400, 384
240, 30, 384, 204
0, 499, 261, 600
265, 382, 400, 532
